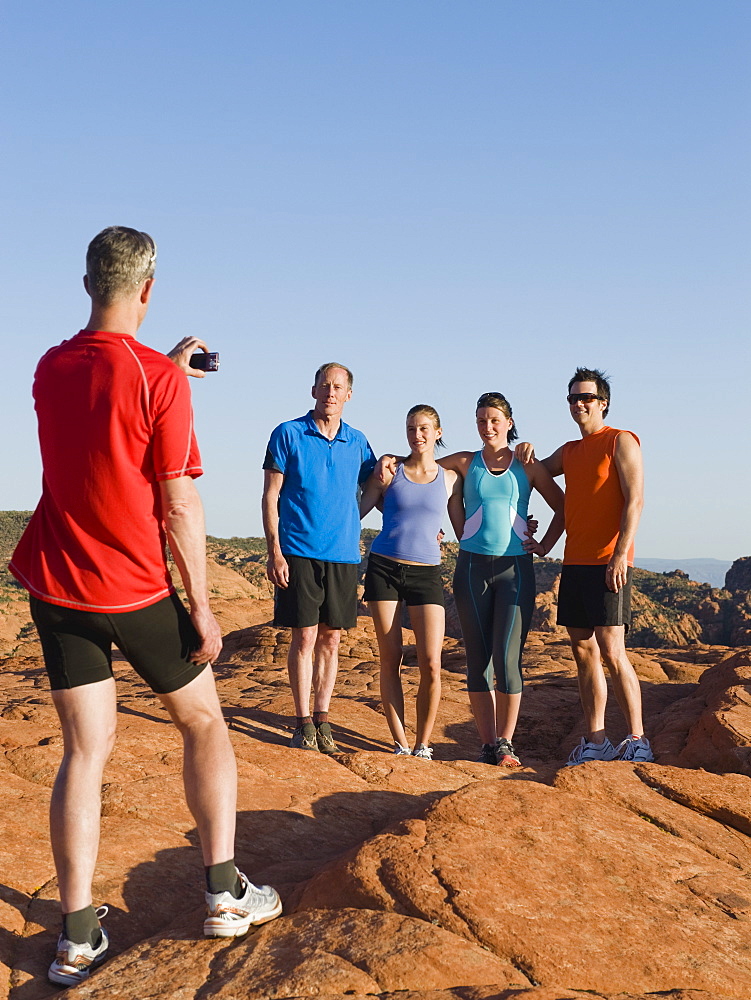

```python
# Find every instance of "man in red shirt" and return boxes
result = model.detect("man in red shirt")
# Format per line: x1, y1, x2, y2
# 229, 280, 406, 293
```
541, 367, 653, 766
11, 228, 280, 988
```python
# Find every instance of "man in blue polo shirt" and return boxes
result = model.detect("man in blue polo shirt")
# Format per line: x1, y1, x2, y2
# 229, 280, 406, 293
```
262, 363, 376, 753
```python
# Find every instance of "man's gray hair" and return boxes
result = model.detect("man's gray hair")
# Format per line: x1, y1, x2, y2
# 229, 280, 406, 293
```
86, 226, 157, 304
314, 362, 353, 389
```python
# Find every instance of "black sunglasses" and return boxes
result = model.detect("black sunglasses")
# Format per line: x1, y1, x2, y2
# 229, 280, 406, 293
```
567, 393, 604, 405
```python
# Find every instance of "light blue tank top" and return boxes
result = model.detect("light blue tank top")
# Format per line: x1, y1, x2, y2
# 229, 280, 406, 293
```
370, 464, 446, 565
459, 452, 531, 556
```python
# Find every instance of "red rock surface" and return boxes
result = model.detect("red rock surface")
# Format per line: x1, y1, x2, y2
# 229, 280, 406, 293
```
0, 563, 750, 999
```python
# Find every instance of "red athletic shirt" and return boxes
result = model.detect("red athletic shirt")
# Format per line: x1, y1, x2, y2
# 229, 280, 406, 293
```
10, 330, 202, 612
562, 425, 639, 566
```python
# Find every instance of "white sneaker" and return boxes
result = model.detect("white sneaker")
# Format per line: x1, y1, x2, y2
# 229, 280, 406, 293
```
393, 743, 411, 755
204, 871, 282, 938
48, 906, 109, 986
616, 735, 654, 762
565, 737, 617, 766
412, 744, 434, 760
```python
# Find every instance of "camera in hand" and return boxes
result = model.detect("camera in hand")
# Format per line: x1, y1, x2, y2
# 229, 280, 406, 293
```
189, 352, 220, 372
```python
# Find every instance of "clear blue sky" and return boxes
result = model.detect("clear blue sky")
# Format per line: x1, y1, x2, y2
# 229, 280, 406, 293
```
2, 1, 749, 559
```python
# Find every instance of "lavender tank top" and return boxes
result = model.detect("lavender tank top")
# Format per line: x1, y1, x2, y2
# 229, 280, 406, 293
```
369, 464, 447, 565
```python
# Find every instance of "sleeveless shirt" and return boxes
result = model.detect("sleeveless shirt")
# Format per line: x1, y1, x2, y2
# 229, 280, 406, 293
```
562, 425, 639, 565
370, 464, 447, 565
459, 452, 531, 557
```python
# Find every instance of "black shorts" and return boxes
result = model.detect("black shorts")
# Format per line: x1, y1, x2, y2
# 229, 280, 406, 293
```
364, 551, 445, 607
30, 593, 207, 693
274, 556, 358, 629
556, 565, 633, 631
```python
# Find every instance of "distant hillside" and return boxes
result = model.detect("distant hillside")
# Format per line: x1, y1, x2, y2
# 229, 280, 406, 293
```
0, 511, 32, 587
0, 511, 32, 556
429, 543, 751, 649
1, 514, 749, 649
634, 558, 732, 589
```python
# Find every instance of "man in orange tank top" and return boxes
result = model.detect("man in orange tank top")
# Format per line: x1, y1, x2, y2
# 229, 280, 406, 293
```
542, 367, 653, 766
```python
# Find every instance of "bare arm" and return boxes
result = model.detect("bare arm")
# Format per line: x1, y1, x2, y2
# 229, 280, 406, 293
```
168, 336, 210, 379
359, 470, 389, 518
262, 469, 289, 588
608, 432, 644, 593
446, 470, 466, 539
437, 451, 474, 476
541, 445, 565, 478
159, 476, 222, 664
524, 460, 565, 557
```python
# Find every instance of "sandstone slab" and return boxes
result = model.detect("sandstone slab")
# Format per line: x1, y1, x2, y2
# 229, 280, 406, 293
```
295, 776, 751, 996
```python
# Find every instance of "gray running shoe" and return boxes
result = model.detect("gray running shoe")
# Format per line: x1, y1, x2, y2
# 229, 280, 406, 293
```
495, 737, 522, 768
204, 871, 282, 938
616, 735, 654, 762
48, 907, 109, 987
412, 744, 434, 760
565, 736, 618, 766
289, 722, 318, 750
476, 743, 498, 765
315, 721, 339, 754
393, 743, 411, 755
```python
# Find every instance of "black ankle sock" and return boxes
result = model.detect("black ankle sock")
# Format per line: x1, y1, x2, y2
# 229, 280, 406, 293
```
313, 712, 328, 727
206, 860, 243, 898
63, 906, 101, 947
296, 716, 313, 728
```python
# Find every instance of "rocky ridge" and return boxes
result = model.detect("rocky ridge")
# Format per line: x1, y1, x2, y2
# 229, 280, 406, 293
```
1, 516, 749, 654
1, 553, 751, 997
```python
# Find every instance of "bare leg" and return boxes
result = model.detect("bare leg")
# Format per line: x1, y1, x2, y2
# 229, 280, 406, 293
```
495, 692, 522, 742
409, 603, 444, 747
287, 626, 319, 717
159, 666, 237, 865
370, 601, 408, 747
567, 627, 608, 742
468, 690, 498, 746
50, 679, 118, 913
311, 624, 341, 714
595, 625, 645, 736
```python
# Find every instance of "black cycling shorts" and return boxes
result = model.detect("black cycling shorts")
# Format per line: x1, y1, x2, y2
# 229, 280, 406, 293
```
30, 593, 207, 692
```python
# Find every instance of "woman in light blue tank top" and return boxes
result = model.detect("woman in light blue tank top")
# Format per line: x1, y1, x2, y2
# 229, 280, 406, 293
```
440, 392, 565, 768
360, 405, 462, 759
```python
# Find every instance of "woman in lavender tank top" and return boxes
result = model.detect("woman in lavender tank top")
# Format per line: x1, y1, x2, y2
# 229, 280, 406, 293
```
360, 406, 462, 760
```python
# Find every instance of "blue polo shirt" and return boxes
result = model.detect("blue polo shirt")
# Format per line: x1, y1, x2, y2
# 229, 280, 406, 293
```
263, 411, 376, 563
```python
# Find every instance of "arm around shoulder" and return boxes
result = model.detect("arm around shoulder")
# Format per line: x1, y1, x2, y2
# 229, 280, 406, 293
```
524, 460, 565, 557
540, 445, 565, 478
438, 451, 473, 476
359, 471, 388, 518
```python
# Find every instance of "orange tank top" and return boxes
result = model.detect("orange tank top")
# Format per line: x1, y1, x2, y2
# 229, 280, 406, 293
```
562, 425, 639, 566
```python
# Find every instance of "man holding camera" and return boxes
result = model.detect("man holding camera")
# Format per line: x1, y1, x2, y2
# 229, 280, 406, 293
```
11, 227, 280, 987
